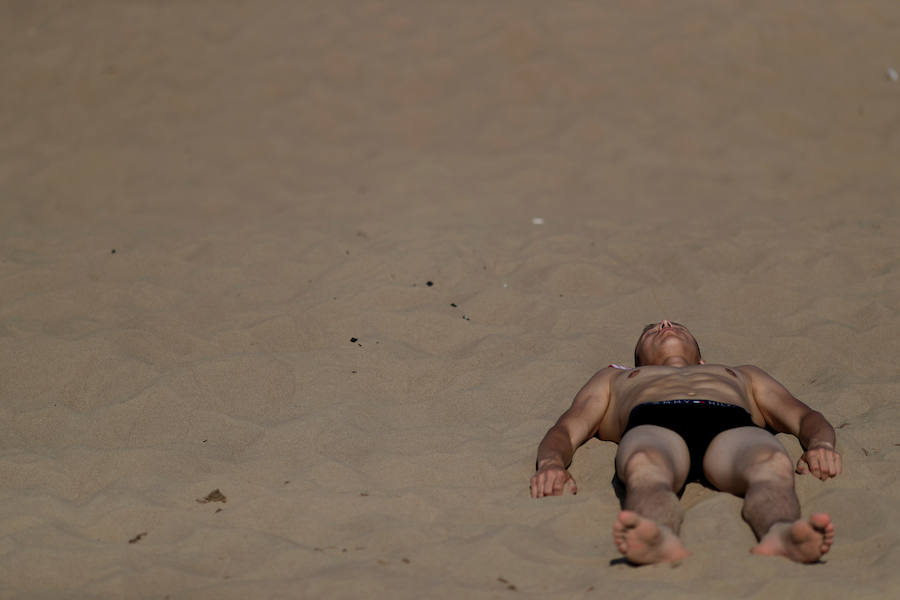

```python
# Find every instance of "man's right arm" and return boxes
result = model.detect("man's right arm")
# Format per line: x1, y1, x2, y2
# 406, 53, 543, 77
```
530, 368, 614, 498
740, 365, 842, 480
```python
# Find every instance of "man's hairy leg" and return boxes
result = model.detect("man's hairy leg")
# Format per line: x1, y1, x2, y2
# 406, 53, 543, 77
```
705, 428, 835, 563
613, 426, 690, 564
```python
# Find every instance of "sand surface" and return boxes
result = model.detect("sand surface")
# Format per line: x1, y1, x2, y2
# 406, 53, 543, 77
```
2, 2, 900, 598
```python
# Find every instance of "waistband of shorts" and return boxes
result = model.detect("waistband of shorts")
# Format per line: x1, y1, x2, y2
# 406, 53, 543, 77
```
636, 399, 748, 411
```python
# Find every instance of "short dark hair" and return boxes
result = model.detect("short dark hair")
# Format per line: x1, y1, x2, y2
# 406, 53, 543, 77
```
633, 322, 702, 366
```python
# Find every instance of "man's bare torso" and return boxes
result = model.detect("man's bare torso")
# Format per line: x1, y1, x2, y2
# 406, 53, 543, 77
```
596, 364, 766, 441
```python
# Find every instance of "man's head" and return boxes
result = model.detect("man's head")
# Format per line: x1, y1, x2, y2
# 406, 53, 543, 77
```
633, 320, 702, 367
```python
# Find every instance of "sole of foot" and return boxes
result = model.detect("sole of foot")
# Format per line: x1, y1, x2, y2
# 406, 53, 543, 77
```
751, 513, 834, 563
613, 510, 690, 565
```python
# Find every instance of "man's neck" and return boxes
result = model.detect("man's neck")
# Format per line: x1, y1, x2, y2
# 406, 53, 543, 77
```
653, 356, 696, 368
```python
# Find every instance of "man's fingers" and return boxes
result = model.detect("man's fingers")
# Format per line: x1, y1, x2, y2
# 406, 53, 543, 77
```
821, 454, 834, 479
797, 449, 842, 479
531, 468, 580, 498
530, 473, 551, 498
549, 473, 567, 495
538, 474, 553, 498
544, 475, 559, 496
808, 452, 825, 478
822, 451, 841, 478
814, 449, 841, 479
559, 473, 576, 495
530, 471, 572, 498
812, 454, 824, 477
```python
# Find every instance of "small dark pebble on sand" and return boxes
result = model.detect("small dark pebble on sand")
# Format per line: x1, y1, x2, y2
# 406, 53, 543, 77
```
426, 281, 433, 286
111, 249, 116, 254
350, 337, 358, 343
128, 532, 147, 544
450, 303, 457, 307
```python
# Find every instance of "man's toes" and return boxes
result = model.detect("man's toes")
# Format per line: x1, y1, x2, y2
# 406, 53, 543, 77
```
618, 510, 641, 529
809, 513, 832, 531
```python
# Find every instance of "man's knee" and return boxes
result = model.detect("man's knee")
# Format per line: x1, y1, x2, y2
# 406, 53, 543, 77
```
619, 447, 682, 487
742, 446, 794, 483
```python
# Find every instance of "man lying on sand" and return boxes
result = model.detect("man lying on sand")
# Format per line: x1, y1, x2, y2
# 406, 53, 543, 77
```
530, 320, 841, 564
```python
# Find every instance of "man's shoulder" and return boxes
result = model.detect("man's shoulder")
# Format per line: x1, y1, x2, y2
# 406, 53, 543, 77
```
588, 365, 627, 383
731, 364, 770, 377
576, 365, 624, 396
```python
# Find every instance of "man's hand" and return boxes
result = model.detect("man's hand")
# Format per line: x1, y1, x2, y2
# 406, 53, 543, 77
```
796, 442, 842, 480
530, 464, 577, 498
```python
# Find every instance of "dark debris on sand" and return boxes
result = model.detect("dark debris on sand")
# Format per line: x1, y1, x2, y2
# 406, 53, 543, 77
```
196, 489, 227, 504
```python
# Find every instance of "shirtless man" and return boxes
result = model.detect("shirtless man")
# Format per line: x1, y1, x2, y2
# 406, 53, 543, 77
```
529, 320, 841, 564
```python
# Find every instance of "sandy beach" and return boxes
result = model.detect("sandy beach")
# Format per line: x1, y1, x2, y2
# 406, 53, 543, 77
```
2, 1, 899, 598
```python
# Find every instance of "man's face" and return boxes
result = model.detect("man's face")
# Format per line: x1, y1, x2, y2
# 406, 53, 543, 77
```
634, 320, 701, 366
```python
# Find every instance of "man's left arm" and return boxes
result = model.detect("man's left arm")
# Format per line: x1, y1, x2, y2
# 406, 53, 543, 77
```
740, 365, 842, 481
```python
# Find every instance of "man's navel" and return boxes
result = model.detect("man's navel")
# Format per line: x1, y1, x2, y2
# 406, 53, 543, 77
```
628, 369, 641, 379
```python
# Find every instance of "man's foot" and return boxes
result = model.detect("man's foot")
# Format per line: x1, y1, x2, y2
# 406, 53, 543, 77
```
751, 513, 835, 563
613, 510, 689, 565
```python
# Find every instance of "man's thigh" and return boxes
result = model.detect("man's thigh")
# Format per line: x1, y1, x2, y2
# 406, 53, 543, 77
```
615, 425, 691, 490
702, 427, 792, 494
